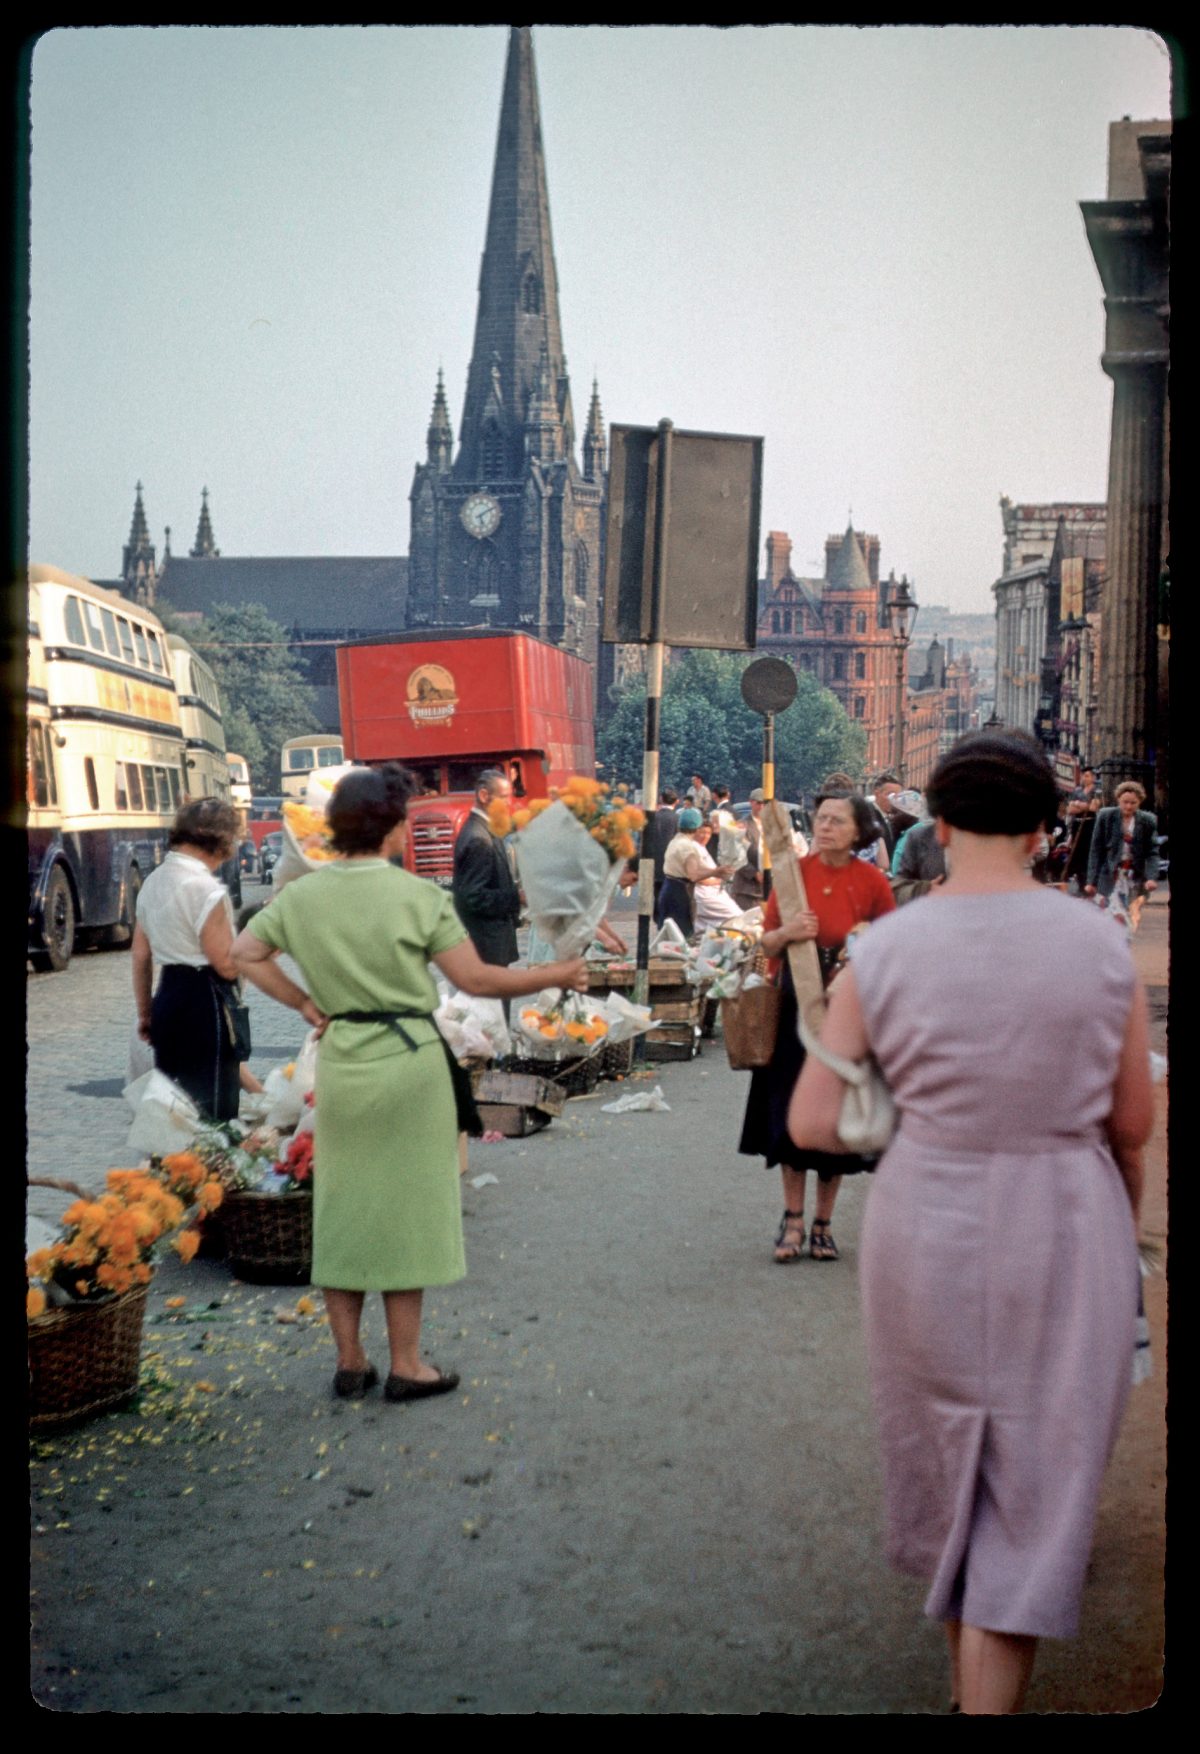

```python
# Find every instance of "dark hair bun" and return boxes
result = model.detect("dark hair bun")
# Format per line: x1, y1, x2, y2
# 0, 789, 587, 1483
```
327, 763, 418, 855
926, 731, 1057, 835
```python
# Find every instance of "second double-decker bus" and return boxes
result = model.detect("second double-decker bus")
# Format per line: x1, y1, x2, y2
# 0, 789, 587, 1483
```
226, 752, 252, 810
27, 565, 187, 971
280, 733, 344, 800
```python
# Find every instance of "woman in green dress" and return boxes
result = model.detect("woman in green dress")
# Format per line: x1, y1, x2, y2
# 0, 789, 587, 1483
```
232, 764, 587, 1403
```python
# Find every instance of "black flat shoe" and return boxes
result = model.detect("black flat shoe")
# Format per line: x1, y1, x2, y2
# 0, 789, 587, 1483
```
384, 1366, 460, 1402
332, 1363, 379, 1399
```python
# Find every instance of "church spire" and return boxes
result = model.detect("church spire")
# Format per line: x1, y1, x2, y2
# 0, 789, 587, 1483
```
456, 26, 570, 478
583, 378, 606, 482
426, 368, 454, 472
122, 480, 157, 605
190, 487, 220, 559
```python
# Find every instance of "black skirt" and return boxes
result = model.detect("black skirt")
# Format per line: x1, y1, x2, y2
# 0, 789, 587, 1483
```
655, 876, 694, 937
737, 961, 876, 1180
151, 963, 241, 1123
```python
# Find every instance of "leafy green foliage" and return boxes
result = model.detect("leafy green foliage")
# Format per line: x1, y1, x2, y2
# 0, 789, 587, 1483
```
597, 650, 867, 802
157, 600, 320, 794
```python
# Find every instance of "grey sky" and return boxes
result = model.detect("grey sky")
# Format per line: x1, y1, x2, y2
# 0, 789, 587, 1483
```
29, 24, 1171, 613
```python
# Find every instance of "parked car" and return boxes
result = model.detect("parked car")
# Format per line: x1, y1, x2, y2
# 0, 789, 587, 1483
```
260, 831, 284, 884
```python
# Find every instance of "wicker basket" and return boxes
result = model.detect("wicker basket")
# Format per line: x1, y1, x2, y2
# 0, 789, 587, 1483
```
28, 1284, 149, 1433
598, 1037, 635, 1079
221, 1189, 313, 1284
507, 1054, 601, 1098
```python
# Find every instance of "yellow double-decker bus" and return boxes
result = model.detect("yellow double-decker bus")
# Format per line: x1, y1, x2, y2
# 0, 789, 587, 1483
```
27, 565, 186, 971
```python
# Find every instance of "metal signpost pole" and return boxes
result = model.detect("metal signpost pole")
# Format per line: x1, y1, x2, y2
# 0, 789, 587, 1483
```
634, 420, 673, 1041
739, 658, 798, 910
761, 708, 775, 900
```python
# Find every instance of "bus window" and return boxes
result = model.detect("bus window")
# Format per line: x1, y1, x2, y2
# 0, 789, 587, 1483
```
168, 768, 181, 806
146, 630, 165, 672
100, 607, 121, 658
126, 764, 144, 809
317, 744, 344, 767
64, 595, 86, 646
116, 616, 136, 664
28, 726, 50, 805
133, 625, 150, 666
115, 762, 129, 810
82, 599, 107, 653
287, 747, 316, 772
153, 767, 172, 811
84, 756, 100, 810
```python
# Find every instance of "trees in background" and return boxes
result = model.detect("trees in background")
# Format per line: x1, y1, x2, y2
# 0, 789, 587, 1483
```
596, 650, 867, 800
157, 600, 320, 794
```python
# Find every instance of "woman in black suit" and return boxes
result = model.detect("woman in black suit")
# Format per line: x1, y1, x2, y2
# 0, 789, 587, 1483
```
1085, 782, 1160, 901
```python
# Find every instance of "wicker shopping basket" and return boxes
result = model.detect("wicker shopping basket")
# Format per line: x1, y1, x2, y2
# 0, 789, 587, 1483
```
721, 949, 780, 1071
28, 1284, 149, 1433
221, 1189, 313, 1284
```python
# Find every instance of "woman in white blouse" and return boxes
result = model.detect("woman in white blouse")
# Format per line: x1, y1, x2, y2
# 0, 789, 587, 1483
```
132, 799, 307, 1119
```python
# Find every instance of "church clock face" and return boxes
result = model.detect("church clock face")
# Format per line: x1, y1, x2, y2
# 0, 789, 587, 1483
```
460, 493, 502, 539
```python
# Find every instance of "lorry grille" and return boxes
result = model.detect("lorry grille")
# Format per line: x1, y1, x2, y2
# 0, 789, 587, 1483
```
410, 815, 456, 882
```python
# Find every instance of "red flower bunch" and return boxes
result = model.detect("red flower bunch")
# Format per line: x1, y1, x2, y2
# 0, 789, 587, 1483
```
279, 1130, 314, 1189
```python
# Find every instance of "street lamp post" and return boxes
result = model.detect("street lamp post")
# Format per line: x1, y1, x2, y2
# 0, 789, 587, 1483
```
886, 576, 917, 785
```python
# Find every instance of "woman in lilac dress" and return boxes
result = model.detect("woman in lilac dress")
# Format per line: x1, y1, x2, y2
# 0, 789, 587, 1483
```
789, 731, 1152, 1714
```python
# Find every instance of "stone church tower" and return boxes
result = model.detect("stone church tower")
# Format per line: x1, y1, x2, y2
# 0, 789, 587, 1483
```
406, 26, 606, 668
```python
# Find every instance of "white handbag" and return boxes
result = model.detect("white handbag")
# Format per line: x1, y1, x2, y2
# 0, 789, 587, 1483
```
796, 1011, 896, 1156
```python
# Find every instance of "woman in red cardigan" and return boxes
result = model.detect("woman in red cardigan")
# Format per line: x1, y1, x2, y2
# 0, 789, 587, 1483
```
738, 791, 895, 1261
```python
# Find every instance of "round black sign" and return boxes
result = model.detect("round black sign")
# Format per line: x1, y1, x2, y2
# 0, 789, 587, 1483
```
740, 657, 798, 715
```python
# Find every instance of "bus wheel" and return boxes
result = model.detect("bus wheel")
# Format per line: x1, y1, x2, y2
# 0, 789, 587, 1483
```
34, 866, 75, 972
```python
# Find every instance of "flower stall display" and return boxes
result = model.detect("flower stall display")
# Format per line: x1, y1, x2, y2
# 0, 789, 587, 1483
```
513, 987, 656, 1063
196, 1100, 316, 1282
433, 989, 513, 1063
27, 1154, 227, 1431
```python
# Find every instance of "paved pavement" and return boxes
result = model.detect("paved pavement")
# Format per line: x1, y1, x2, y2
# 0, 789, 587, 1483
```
27, 885, 1168, 1713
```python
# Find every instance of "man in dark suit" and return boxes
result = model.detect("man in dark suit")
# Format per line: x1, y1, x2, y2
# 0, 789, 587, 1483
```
451, 768, 521, 968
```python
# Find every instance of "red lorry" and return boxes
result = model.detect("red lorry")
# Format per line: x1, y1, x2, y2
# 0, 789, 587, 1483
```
335, 629, 596, 887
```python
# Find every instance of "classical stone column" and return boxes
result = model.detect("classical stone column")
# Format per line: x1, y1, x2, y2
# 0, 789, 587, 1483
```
1094, 359, 1165, 793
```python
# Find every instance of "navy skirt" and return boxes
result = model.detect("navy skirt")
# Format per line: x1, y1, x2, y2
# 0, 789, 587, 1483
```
151, 963, 241, 1123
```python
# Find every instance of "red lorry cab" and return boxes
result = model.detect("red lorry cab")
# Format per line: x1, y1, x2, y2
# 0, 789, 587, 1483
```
336, 630, 596, 887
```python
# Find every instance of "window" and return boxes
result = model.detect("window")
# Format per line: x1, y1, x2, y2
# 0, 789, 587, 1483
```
83, 600, 106, 652
168, 767, 182, 805
100, 607, 121, 658
64, 595, 86, 646
574, 544, 589, 602
833, 612, 845, 636
783, 610, 792, 634
84, 756, 100, 810
28, 726, 50, 806
133, 624, 150, 666
146, 631, 165, 672
115, 763, 128, 810
482, 422, 505, 478
772, 611, 780, 634
856, 612, 867, 635
522, 273, 543, 314
126, 764, 144, 809
153, 766, 172, 811
116, 617, 136, 664
288, 748, 316, 771
833, 654, 846, 679
855, 652, 866, 679
855, 697, 866, 719
317, 745, 344, 768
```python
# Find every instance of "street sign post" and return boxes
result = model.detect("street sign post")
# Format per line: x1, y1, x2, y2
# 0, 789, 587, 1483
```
740, 658, 798, 898
601, 420, 764, 1030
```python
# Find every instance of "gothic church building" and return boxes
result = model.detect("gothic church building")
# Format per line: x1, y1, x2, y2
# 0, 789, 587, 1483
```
109, 27, 606, 728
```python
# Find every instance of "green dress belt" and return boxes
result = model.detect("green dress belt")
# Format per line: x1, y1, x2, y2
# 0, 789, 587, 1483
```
327, 1010, 482, 1138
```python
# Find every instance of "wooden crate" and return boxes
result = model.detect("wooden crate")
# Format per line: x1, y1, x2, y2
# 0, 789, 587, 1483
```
587, 957, 710, 1064
471, 1068, 566, 1136
645, 1021, 702, 1062
475, 1100, 552, 1138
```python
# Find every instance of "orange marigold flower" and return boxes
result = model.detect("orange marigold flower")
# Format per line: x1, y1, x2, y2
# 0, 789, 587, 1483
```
26, 1248, 56, 1279
197, 1180, 224, 1213
173, 1229, 201, 1263
27, 1287, 46, 1319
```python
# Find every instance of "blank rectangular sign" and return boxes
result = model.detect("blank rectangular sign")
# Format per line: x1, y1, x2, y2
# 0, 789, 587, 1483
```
602, 424, 763, 650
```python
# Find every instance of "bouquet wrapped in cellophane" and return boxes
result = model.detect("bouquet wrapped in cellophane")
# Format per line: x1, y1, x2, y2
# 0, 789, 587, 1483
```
433, 989, 512, 1063
514, 988, 657, 1061
274, 765, 358, 891
492, 778, 645, 960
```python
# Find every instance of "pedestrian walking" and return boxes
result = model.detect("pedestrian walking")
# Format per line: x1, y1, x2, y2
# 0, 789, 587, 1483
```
131, 797, 257, 1123
232, 765, 586, 1403
788, 730, 1152, 1714
738, 791, 894, 1262
1086, 782, 1160, 933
